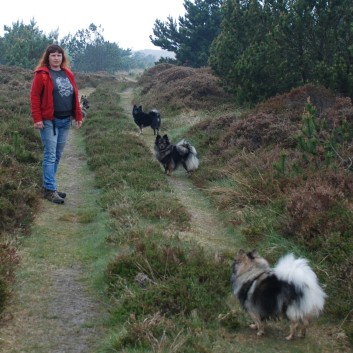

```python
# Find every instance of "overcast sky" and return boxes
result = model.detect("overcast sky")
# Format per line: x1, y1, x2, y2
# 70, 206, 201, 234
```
1, 0, 186, 50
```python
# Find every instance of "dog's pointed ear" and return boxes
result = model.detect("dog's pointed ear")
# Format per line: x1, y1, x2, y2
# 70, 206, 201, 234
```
237, 249, 246, 258
234, 249, 247, 262
248, 249, 259, 258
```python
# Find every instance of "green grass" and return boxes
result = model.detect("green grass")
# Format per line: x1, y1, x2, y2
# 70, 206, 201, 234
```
80, 82, 352, 352
1, 67, 352, 352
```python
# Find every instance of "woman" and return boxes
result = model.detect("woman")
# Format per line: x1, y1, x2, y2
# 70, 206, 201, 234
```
30, 44, 83, 204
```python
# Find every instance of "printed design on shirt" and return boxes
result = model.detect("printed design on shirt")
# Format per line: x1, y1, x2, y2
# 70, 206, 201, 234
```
56, 76, 73, 97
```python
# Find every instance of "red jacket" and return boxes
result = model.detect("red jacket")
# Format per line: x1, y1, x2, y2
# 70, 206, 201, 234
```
30, 66, 83, 124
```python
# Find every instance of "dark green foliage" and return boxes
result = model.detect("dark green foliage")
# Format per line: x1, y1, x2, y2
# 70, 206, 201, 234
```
150, 0, 224, 67
286, 98, 353, 172
0, 21, 157, 73
61, 24, 133, 73
0, 20, 57, 69
273, 152, 287, 176
210, 0, 353, 104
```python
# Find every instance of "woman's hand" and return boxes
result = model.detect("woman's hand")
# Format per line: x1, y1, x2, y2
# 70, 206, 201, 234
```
34, 121, 43, 129
75, 120, 83, 129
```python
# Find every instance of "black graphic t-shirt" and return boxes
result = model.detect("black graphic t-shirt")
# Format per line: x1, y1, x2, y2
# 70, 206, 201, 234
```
49, 68, 74, 117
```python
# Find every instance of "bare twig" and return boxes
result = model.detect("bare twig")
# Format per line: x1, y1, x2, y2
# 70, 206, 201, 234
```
339, 308, 353, 330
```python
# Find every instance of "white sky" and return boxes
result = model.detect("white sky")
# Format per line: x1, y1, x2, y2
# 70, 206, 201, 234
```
1, 0, 186, 50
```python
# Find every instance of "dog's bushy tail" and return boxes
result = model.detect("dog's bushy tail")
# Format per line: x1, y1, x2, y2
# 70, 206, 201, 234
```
150, 109, 161, 130
150, 109, 160, 116
274, 254, 326, 319
176, 139, 200, 171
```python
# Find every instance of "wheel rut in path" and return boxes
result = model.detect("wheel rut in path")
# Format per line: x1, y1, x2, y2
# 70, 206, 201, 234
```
121, 88, 240, 252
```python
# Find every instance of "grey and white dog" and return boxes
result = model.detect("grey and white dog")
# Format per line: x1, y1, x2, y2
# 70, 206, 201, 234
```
231, 249, 326, 340
154, 134, 199, 175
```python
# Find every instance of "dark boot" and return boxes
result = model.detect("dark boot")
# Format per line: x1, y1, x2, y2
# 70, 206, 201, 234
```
57, 191, 66, 198
44, 190, 65, 204
42, 187, 66, 199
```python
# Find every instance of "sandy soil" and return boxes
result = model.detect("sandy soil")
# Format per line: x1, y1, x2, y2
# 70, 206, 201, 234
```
0, 88, 107, 353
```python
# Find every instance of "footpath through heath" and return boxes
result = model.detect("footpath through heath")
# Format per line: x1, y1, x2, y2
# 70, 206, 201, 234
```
0, 95, 110, 352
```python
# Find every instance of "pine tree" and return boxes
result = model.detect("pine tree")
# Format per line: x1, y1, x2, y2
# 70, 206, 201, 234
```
150, 0, 224, 67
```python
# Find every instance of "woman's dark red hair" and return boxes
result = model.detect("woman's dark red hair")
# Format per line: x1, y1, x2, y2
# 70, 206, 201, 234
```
36, 44, 70, 69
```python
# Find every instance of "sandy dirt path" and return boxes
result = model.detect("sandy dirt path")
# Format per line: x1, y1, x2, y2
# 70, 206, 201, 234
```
0, 89, 108, 353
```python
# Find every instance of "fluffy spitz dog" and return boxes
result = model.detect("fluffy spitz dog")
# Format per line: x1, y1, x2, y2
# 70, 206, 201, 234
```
154, 134, 199, 175
132, 104, 161, 135
231, 249, 326, 340
80, 95, 90, 119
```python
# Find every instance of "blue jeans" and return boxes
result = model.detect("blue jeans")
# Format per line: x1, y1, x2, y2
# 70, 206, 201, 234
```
39, 117, 71, 191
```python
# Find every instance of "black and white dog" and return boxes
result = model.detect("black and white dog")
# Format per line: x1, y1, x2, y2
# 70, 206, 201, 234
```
132, 105, 161, 135
154, 134, 199, 175
231, 250, 326, 340
80, 95, 90, 119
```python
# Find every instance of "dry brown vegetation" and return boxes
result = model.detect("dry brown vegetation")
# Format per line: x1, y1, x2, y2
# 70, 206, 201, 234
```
190, 82, 353, 332
1, 63, 353, 346
0, 65, 40, 312
135, 64, 353, 340
137, 63, 232, 111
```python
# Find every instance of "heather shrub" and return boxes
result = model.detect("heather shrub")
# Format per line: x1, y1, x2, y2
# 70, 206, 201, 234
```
134, 192, 191, 230
105, 237, 230, 324
220, 112, 297, 151
186, 82, 353, 329
0, 66, 42, 236
256, 84, 336, 119
136, 64, 233, 111
75, 71, 118, 89
283, 172, 353, 243
111, 312, 178, 351
189, 114, 238, 159
213, 149, 285, 206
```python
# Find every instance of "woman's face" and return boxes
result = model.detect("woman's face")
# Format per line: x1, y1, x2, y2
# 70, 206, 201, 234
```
48, 51, 62, 69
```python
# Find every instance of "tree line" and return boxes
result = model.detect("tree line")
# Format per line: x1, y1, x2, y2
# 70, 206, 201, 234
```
1, 0, 353, 104
153, 0, 353, 104
0, 20, 157, 73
